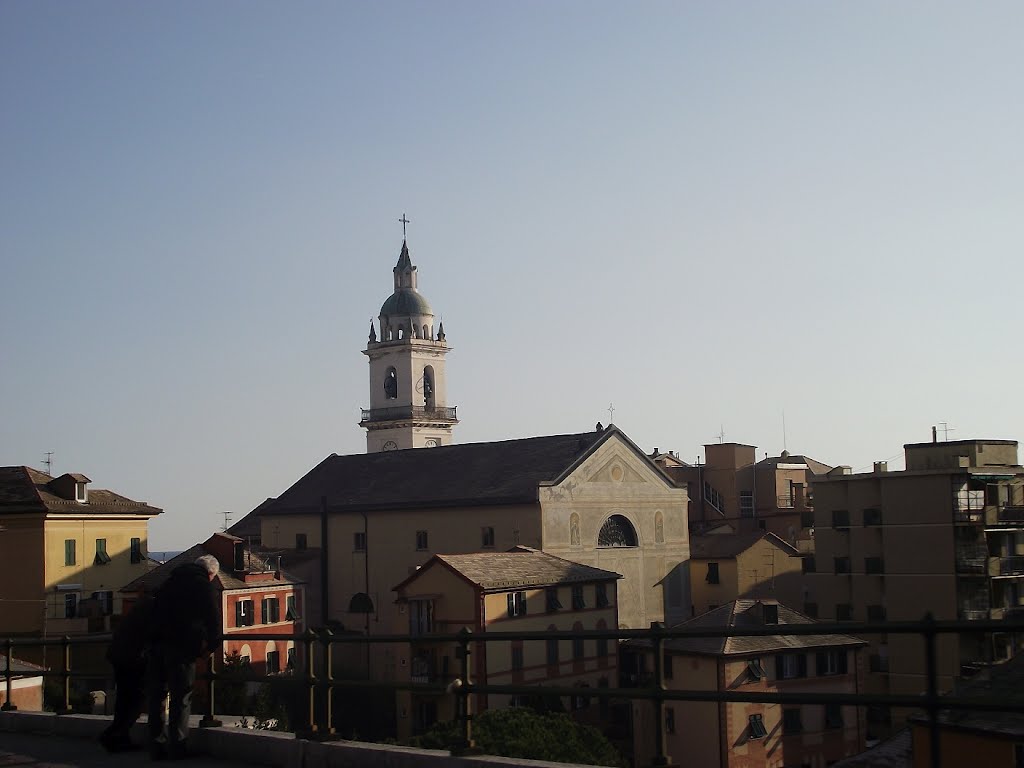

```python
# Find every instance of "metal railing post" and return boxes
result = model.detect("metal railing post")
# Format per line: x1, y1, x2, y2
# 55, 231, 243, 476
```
2, 638, 16, 711
450, 627, 479, 755
923, 613, 941, 768
322, 628, 336, 735
650, 621, 672, 767
57, 635, 71, 714
199, 648, 222, 727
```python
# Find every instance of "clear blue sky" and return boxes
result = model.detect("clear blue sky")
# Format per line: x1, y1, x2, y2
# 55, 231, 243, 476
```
2, 2, 1022, 549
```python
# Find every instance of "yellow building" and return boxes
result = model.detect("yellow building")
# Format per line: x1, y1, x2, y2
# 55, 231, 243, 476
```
392, 546, 621, 738
688, 530, 804, 616
0, 466, 161, 637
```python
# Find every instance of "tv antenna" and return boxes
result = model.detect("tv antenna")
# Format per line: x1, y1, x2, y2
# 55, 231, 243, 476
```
43, 452, 54, 475
939, 421, 955, 441
220, 511, 233, 531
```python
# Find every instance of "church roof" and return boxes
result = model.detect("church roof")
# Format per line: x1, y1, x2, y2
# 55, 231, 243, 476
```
380, 289, 433, 317
394, 240, 413, 271
258, 427, 650, 517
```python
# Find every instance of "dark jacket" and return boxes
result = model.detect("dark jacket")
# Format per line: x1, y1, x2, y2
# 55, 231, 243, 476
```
150, 563, 220, 661
106, 596, 154, 668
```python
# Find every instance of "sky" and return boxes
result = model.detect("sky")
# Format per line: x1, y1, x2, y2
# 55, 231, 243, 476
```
2, 2, 1022, 550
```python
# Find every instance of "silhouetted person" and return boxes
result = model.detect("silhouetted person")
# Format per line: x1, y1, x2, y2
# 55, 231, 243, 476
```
99, 594, 154, 752
146, 554, 220, 760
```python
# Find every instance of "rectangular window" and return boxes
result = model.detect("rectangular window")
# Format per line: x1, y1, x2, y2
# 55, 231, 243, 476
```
94, 539, 111, 565
816, 650, 848, 676
93, 590, 114, 616
64, 593, 78, 618
664, 653, 674, 680
546, 587, 562, 612
868, 604, 887, 622
507, 591, 527, 618
415, 530, 428, 551
286, 594, 300, 621
236, 599, 254, 627
763, 604, 778, 624
863, 507, 882, 526
776, 653, 807, 680
804, 602, 818, 618
354, 532, 367, 552
572, 585, 586, 610
64, 539, 76, 566
572, 635, 585, 660
706, 562, 720, 584
266, 650, 280, 674
511, 645, 523, 671
739, 491, 754, 518
748, 714, 767, 739
833, 509, 850, 529
802, 556, 816, 574
546, 637, 559, 666
481, 526, 495, 548
665, 707, 676, 735
596, 635, 609, 660
409, 600, 434, 635
75, 482, 88, 502
262, 597, 280, 624
286, 647, 296, 669
834, 557, 850, 574
865, 556, 885, 574
825, 703, 843, 729
295, 533, 307, 551
783, 708, 803, 734
130, 538, 143, 564
595, 583, 609, 608
836, 604, 853, 622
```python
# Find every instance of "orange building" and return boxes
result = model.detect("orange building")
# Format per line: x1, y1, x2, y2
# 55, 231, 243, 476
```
391, 546, 621, 739
627, 599, 866, 768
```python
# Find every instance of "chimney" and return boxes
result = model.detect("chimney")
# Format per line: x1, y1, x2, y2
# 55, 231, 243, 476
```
873, 461, 888, 474
932, 425, 938, 443
275, 555, 282, 580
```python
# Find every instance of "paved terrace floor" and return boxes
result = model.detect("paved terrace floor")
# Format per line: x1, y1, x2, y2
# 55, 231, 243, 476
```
0, 712, 588, 768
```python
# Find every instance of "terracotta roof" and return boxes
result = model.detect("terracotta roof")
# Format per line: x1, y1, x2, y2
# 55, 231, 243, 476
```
261, 428, 656, 516
121, 540, 302, 594
0, 466, 161, 517
755, 453, 833, 475
629, 600, 865, 657
908, 653, 1024, 738
410, 547, 622, 592
689, 531, 800, 560
0, 656, 46, 675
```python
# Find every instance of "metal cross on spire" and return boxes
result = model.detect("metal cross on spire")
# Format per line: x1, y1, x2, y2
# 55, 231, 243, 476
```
399, 213, 410, 239
607, 403, 615, 423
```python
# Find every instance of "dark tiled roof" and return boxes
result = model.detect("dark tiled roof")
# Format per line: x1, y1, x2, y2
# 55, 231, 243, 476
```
0, 656, 46, 675
629, 600, 865, 657
424, 547, 621, 591
262, 429, 634, 516
909, 653, 1024, 737
689, 531, 800, 560
832, 729, 911, 768
121, 541, 302, 594
0, 466, 161, 516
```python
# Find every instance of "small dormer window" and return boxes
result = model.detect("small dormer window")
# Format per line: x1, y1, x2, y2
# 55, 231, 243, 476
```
76, 482, 88, 503
763, 604, 779, 625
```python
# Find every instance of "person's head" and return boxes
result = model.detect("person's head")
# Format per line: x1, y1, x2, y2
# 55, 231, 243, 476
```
195, 554, 220, 582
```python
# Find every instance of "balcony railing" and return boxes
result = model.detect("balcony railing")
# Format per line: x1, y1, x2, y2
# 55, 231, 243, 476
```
996, 506, 1024, 524
7, 618, 1024, 768
959, 608, 990, 621
997, 556, 1024, 576
360, 406, 458, 424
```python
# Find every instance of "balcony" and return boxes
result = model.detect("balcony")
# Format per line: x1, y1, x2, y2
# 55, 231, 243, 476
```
954, 490, 986, 522
994, 556, 1024, 576
989, 505, 1024, 525
360, 405, 458, 424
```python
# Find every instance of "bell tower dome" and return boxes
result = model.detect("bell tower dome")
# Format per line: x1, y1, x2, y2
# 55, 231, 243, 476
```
360, 238, 458, 453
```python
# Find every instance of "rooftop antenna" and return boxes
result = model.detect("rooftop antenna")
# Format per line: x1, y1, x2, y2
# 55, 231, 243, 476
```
607, 403, 615, 423
43, 452, 54, 475
782, 409, 788, 452
717, 425, 725, 444
939, 421, 955, 441
220, 510, 233, 531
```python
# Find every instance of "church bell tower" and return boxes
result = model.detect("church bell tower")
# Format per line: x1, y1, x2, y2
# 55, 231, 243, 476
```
360, 238, 458, 452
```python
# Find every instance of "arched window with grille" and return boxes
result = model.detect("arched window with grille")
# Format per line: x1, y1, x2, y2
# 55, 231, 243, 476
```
598, 514, 638, 547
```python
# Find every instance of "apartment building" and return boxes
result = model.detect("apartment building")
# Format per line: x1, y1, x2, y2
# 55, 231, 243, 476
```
626, 599, 866, 768
392, 547, 620, 739
655, 443, 829, 550
0, 466, 160, 637
807, 438, 1024, 735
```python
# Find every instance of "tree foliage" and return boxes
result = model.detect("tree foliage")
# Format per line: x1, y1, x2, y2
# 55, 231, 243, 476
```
410, 707, 625, 767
